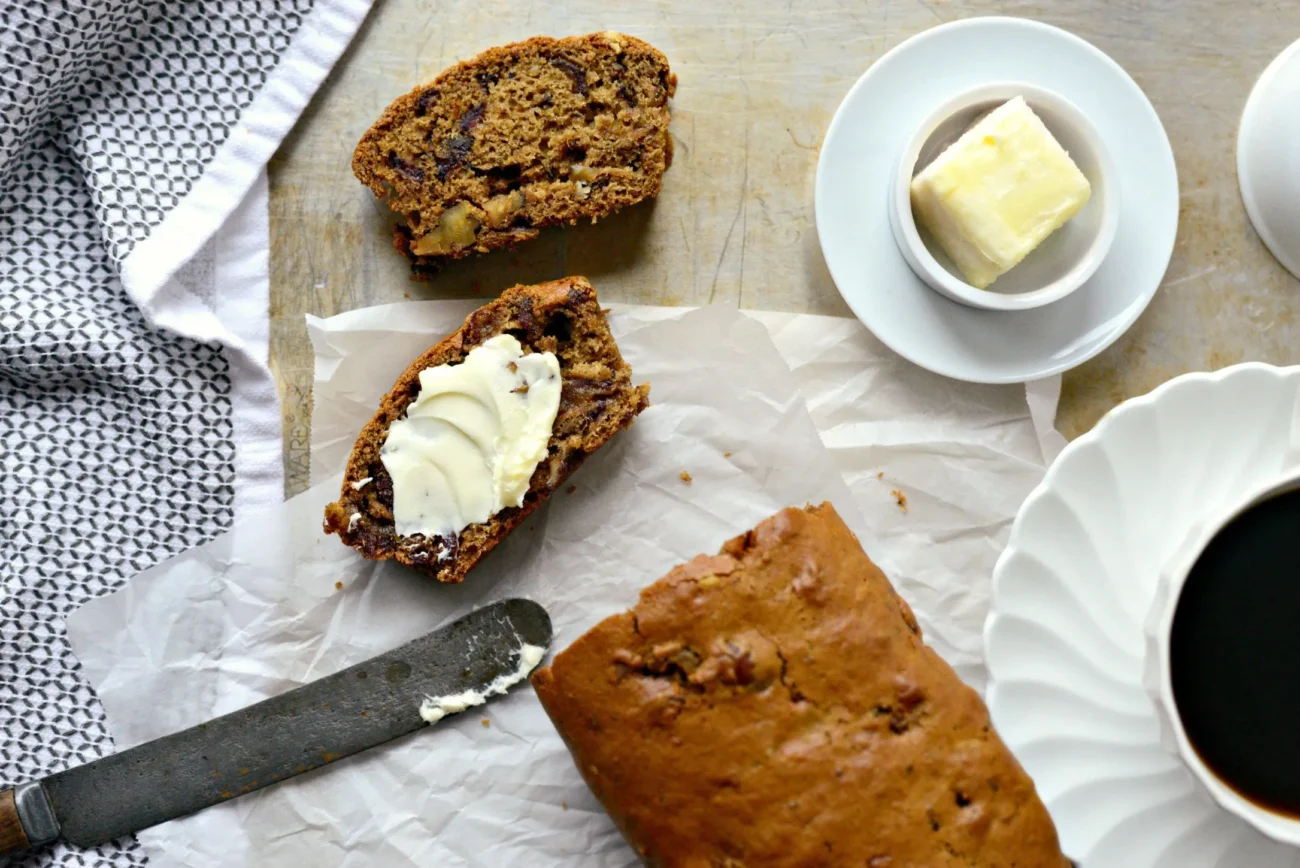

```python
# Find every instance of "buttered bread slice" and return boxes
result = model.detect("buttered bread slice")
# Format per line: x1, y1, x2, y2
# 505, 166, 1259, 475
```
324, 277, 649, 582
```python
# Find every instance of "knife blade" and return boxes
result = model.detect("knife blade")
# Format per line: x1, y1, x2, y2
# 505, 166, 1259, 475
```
0, 598, 551, 855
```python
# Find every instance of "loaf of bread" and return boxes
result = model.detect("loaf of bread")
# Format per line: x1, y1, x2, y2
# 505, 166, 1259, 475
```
353, 32, 675, 276
532, 503, 1069, 867
323, 277, 649, 583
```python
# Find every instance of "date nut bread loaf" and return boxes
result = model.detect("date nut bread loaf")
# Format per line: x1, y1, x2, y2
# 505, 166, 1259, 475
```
324, 276, 648, 583
532, 503, 1069, 867
353, 32, 675, 276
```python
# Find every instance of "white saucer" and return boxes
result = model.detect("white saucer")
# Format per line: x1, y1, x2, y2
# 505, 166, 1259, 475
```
815, 18, 1179, 384
985, 363, 1300, 867
1238, 38, 1300, 281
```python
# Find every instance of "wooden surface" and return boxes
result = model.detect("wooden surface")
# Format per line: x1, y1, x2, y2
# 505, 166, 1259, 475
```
269, 0, 1300, 497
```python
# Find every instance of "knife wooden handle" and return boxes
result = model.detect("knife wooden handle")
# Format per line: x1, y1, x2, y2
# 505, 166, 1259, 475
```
0, 788, 31, 855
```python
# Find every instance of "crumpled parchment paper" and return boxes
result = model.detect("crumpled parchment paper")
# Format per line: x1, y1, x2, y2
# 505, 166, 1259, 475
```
66, 303, 1063, 867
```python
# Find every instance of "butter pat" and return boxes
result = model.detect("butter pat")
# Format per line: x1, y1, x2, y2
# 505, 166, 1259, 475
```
910, 96, 1091, 289
380, 334, 561, 539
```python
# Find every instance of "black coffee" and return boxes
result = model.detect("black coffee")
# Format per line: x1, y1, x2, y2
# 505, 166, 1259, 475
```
1169, 487, 1300, 817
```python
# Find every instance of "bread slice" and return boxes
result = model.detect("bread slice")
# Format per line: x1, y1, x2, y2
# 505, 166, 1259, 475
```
532, 504, 1070, 866
323, 277, 649, 582
352, 32, 676, 276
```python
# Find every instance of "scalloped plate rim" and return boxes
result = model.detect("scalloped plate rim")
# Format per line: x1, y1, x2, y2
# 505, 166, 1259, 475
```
990, 361, 1300, 611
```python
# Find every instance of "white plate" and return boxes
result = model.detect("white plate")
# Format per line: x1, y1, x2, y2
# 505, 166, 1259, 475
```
985, 363, 1300, 867
815, 17, 1179, 384
1238, 38, 1300, 281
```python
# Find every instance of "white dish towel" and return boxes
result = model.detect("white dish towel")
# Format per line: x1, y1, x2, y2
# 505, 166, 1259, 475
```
0, 2, 372, 866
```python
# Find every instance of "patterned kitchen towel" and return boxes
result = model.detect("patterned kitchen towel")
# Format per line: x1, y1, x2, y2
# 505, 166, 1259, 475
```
0, 1, 372, 866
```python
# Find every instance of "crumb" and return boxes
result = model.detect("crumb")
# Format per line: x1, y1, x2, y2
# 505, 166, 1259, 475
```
723, 452, 732, 458
601, 307, 612, 314
891, 489, 908, 512
481, 719, 490, 728
876, 471, 884, 479
561, 801, 569, 810
679, 471, 693, 484
403, 292, 410, 299
566, 484, 577, 494
334, 581, 343, 590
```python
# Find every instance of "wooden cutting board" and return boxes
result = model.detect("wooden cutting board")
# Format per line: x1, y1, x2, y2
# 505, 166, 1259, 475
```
268, 0, 1300, 496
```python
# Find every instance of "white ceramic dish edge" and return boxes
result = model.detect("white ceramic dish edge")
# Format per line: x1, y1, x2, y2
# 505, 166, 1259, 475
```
1237, 37, 1300, 281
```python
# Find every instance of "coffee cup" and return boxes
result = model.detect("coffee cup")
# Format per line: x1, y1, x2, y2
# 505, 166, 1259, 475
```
1144, 467, 1300, 846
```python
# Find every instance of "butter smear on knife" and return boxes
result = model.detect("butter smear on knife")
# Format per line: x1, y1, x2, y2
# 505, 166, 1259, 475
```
419, 643, 547, 723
